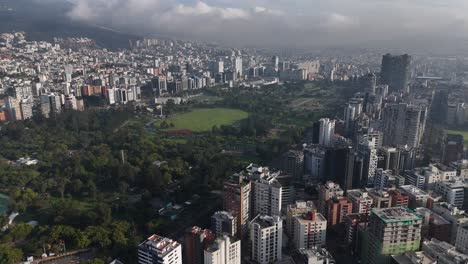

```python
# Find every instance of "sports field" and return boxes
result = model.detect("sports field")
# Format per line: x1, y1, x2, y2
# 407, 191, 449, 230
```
446, 129, 468, 144
164, 108, 248, 132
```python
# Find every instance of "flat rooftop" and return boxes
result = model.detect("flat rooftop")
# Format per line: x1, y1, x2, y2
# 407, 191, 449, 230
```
372, 207, 421, 223
139, 234, 180, 257
252, 215, 281, 228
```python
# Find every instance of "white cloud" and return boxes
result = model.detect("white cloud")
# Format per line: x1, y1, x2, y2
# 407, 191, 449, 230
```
65, 0, 468, 50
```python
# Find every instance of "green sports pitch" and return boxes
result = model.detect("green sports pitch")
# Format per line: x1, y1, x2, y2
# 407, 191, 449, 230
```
163, 108, 249, 132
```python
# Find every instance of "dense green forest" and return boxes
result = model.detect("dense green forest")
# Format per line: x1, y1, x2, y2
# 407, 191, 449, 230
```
0, 81, 355, 263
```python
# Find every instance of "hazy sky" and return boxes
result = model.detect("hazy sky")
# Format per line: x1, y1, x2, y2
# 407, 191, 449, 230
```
65, 0, 468, 49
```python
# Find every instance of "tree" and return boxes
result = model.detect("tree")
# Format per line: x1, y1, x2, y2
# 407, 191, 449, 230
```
0, 244, 22, 264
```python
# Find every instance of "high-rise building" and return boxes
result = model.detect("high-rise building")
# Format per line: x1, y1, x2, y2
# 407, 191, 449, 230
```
347, 189, 373, 214
318, 182, 344, 217
251, 171, 283, 217
204, 234, 241, 264
442, 135, 464, 166
360, 73, 377, 94
282, 150, 304, 180
365, 207, 422, 264
327, 197, 353, 227
319, 118, 335, 146
382, 103, 426, 149
5, 96, 21, 121
138, 234, 182, 264
19, 98, 33, 120
184, 226, 215, 264
211, 211, 237, 238
249, 215, 282, 264
304, 146, 326, 183
380, 54, 411, 93
234, 57, 243, 79
272, 56, 279, 71
292, 210, 327, 249
223, 174, 251, 238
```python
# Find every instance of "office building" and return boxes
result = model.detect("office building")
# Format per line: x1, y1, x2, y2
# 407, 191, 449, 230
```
374, 169, 403, 190
204, 234, 241, 264
249, 215, 282, 264
138, 234, 182, 264
434, 181, 465, 209
360, 73, 377, 94
365, 207, 422, 264
211, 211, 237, 238
223, 174, 251, 238
380, 54, 411, 93
292, 210, 327, 249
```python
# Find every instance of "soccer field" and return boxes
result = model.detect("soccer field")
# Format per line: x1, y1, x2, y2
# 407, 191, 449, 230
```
164, 108, 249, 132
446, 129, 468, 144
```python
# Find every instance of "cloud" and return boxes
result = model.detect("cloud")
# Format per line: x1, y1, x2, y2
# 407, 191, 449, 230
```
65, 0, 468, 51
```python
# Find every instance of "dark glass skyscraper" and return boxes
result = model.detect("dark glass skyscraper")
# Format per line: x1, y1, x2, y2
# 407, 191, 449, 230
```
380, 54, 411, 93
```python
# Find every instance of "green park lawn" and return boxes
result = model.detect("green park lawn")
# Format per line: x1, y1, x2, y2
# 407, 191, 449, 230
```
446, 129, 468, 144
164, 108, 249, 132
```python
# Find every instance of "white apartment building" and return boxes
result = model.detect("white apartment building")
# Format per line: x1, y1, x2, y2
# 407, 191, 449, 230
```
204, 235, 241, 264
286, 200, 316, 237
250, 215, 283, 264
138, 234, 182, 264
319, 118, 335, 146
292, 211, 327, 249
251, 171, 283, 217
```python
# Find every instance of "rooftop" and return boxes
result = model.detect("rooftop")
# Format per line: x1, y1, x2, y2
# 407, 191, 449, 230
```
392, 252, 435, 264
372, 207, 421, 223
251, 215, 281, 229
139, 234, 180, 257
